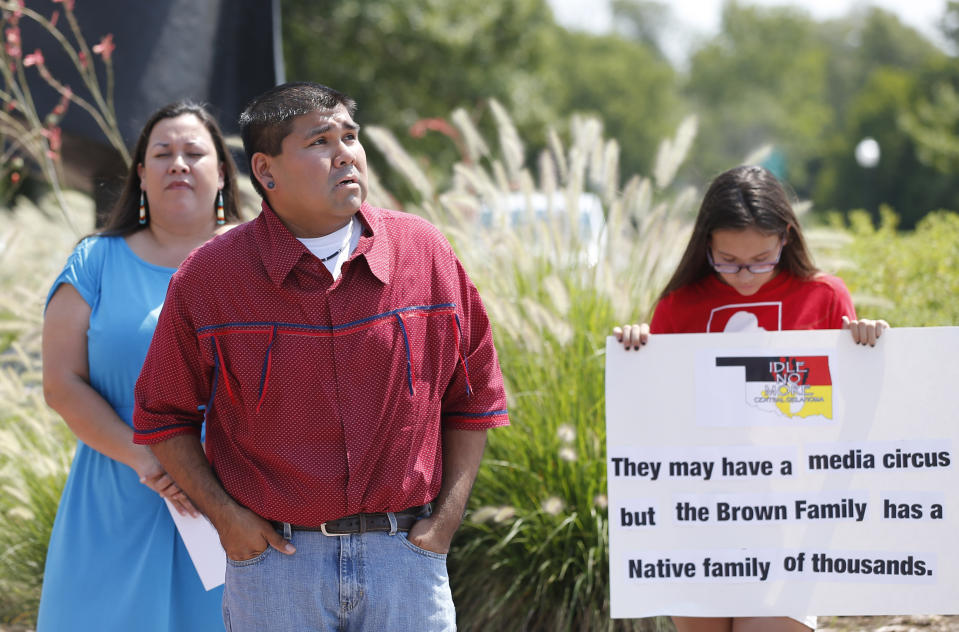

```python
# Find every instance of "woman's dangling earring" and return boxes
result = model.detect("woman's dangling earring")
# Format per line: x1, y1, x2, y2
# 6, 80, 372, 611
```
138, 191, 147, 225
216, 189, 225, 225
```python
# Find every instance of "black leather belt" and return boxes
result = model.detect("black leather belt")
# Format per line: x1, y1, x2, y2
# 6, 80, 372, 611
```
272, 504, 430, 536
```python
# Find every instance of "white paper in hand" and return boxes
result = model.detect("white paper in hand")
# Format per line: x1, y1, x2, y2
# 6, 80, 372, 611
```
164, 499, 226, 590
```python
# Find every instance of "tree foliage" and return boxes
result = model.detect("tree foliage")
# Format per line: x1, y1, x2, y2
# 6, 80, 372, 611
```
283, 0, 560, 128
901, 81, 959, 175
942, 1, 959, 53
896, 5, 959, 183
281, 0, 958, 224
281, 0, 680, 195
551, 29, 680, 179
682, 2, 958, 226
282, 0, 562, 197
609, 0, 672, 60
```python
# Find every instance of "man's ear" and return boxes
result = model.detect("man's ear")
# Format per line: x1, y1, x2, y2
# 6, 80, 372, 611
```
251, 152, 274, 191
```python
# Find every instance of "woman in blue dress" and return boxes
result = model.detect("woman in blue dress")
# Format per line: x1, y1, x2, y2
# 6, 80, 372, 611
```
38, 101, 242, 631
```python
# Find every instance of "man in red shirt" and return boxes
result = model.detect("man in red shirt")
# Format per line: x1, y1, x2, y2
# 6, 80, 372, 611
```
133, 82, 509, 631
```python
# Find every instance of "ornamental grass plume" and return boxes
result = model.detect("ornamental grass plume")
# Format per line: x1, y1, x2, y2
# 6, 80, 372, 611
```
541, 496, 565, 516
557, 424, 576, 444
470, 506, 500, 524
365, 101, 695, 631
0, 191, 91, 625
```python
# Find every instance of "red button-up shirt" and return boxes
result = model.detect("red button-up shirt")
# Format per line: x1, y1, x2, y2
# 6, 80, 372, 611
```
133, 202, 509, 525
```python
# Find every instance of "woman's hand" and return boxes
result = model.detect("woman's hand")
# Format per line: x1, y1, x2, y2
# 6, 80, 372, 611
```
133, 446, 199, 518
613, 323, 650, 350
44, 284, 198, 519
842, 315, 890, 346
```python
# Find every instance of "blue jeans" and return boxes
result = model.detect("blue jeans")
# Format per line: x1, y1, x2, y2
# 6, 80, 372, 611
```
222, 527, 456, 631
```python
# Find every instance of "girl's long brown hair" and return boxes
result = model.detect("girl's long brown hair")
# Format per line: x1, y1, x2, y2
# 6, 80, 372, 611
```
658, 165, 818, 303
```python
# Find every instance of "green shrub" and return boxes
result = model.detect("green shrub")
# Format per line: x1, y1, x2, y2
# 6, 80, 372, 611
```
830, 207, 959, 326
0, 398, 72, 625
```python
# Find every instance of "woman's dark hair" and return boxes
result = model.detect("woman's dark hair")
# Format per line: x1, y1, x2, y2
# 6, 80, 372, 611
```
658, 165, 818, 302
98, 101, 241, 236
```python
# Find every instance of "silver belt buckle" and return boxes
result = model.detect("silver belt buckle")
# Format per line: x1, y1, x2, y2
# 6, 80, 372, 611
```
319, 521, 349, 536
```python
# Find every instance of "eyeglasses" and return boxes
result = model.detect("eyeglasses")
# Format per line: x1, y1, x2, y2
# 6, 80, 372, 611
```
706, 241, 784, 274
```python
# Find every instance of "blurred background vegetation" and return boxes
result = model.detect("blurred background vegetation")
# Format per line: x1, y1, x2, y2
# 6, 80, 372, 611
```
2, 0, 958, 630
283, 0, 959, 229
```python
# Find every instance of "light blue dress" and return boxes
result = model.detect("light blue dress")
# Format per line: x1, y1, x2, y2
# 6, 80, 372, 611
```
37, 235, 224, 631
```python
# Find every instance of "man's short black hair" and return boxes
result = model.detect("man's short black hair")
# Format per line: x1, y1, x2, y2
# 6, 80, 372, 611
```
239, 82, 357, 198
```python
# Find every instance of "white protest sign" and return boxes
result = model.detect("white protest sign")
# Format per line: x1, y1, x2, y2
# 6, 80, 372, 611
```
605, 327, 959, 619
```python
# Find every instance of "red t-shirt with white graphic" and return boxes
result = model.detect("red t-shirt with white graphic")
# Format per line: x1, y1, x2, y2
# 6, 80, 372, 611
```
650, 271, 856, 334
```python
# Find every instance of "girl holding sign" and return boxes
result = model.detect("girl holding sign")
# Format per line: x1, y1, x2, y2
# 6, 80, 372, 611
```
613, 164, 887, 632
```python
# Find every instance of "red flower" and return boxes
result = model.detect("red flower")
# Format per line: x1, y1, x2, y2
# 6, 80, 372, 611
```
5, 25, 21, 45
42, 126, 62, 153
92, 33, 115, 61
23, 48, 44, 67
77, 50, 88, 68
52, 0, 75, 11
4, 26, 21, 59
409, 117, 460, 140
52, 87, 72, 116
10, 172, 21, 184
50, 10, 60, 28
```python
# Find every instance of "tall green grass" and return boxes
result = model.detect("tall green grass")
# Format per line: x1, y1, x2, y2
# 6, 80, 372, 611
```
0, 192, 91, 625
366, 104, 697, 630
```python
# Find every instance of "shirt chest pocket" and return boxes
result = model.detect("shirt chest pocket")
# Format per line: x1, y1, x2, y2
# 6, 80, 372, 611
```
366, 309, 465, 402
196, 309, 469, 418
198, 326, 284, 415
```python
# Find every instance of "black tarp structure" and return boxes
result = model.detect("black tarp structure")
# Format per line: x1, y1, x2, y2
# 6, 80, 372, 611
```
18, 0, 284, 221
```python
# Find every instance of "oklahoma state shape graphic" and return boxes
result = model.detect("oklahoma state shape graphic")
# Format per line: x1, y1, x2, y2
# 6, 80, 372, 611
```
715, 356, 833, 420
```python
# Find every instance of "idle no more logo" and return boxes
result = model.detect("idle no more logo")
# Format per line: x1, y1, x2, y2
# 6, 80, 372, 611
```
715, 355, 832, 420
